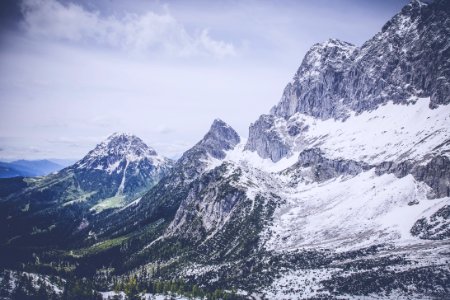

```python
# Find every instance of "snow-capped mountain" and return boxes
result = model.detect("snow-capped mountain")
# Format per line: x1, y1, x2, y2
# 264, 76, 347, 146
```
83, 1, 448, 298
1, 1, 449, 299
72, 132, 172, 198
0, 133, 173, 247
247, 0, 450, 162
269, 0, 449, 121
89, 119, 240, 240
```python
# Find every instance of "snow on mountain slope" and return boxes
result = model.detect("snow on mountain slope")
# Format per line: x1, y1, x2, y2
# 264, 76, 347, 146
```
206, 142, 300, 174
263, 169, 449, 252
266, 97, 450, 165
203, 135, 447, 253
75, 132, 168, 173
193, 95, 449, 254
30, 1, 445, 297
222, 96, 449, 174
68, 132, 173, 200
0, 133, 174, 247
221, 1, 450, 267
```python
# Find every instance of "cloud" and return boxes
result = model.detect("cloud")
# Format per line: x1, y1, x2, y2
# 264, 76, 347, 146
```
155, 125, 173, 135
28, 146, 42, 153
19, 0, 236, 58
89, 116, 122, 128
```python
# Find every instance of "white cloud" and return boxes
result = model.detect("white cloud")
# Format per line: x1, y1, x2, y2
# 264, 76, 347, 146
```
20, 0, 236, 58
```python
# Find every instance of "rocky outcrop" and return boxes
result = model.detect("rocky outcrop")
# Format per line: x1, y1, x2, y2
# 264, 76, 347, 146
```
177, 119, 240, 179
69, 132, 173, 198
411, 205, 450, 240
244, 115, 291, 162
376, 156, 450, 198
290, 148, 370, 182
271, 39, 356, 120
165, 163, 246, 241
246, 0, 450, 163
270, 0, 450, 121
196, 119, 241, 160
281, 148, 449, 199
91, 119, 241, 239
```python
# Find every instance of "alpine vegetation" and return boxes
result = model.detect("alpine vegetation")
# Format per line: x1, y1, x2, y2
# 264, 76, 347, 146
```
0, 0, 449, 299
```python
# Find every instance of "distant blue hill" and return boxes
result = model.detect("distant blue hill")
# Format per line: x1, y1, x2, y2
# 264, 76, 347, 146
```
0, 159, 65, 178
47, 158, 78, 167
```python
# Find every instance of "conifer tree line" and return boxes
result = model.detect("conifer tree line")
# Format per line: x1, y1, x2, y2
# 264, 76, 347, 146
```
0, 270, 246, 300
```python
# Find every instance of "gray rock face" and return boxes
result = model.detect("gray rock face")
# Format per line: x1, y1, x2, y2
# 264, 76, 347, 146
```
244, 114, 291, 162
291, 148, 370, 182
70, 132, 173, 199
280, 148, 450, 200
270, 0, 449, 121
159, 120, 241, 237
375, 156, 450, 198
166, 164, 246, 241
412, 156, 450, 198
177, 119, 240, 179
197, 119, 241, 160
410, 205, 450, 240
92, 119, 241, 239
271, 39, 356, 119
246, 0, 450, 166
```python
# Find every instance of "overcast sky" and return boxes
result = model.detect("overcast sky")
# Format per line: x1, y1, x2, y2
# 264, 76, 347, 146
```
0, 0, 409, 161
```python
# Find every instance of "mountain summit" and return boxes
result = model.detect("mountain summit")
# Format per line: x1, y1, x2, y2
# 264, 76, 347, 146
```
68, 132, 173, 198
247, 0, 450, 162
196, 119, 241, 159
269, 0, 449, 121
86, 1, 449, 298
76, 133, 159, 171
0, 133, 173, 247
1, 1, 449, 299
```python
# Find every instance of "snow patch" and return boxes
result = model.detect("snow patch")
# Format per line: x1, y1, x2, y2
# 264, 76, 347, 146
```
281, 97, 449, 164
223, 142, 299, 173
263, 169, 450, 252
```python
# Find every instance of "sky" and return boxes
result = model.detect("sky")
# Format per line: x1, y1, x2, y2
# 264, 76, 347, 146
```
0, 0, 409, 161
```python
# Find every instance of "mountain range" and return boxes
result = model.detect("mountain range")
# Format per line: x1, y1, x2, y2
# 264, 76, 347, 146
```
0, 1, 449, 299
0, 160, 67, 178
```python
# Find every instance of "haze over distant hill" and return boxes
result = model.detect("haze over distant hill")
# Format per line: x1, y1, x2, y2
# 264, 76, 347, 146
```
0, 159, 66, 178
0, 1, 448, 299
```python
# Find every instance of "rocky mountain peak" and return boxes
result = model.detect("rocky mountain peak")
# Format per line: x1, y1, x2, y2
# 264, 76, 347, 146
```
293, 38, 355, 81
379, 0, 427, 37
198, 119, 241, 159
74, 132, 162, 172
269, 0, 449, 121
399, 0, 428, 17
100, 132, 158, 157
301, 38, 355, 72
208, 118, 239, 140
301, 38, 355, 64
211, 118, 230, 129
66, 132, 173, 200
248, 0, 449, 162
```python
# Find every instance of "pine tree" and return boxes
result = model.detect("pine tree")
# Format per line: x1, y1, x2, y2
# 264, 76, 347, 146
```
11, 280, 27, 300
192, 285, 200, 298
37, 284, 49, 299
1, 271, 12, 297
124, 276, 140, 300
